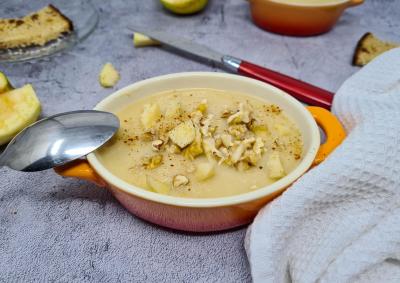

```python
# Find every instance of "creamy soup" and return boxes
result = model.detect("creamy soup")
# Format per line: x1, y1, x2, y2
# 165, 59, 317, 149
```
97, 88, 303, 198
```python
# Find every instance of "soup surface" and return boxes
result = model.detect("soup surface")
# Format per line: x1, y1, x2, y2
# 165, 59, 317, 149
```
97, 88, 303, 198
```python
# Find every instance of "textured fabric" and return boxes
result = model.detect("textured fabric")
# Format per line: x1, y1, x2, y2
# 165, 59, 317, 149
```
245, 48, 400, 283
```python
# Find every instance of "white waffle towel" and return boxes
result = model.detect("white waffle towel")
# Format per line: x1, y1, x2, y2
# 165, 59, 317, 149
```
245, 48, 400, 283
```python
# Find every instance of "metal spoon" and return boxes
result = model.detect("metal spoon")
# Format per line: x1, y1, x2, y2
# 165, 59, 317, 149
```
0, 110, 119, 172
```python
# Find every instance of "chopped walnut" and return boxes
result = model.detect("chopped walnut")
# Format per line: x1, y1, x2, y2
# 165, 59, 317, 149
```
242, 150, 260, 165
227, 111, 241, 124
227, 102, 252, 124
189, 110, 203, 127
236, 161, 250, 172
220, 146, 229, 156
218, 147, 230, 165
215, 136, 223, 148
221, 134, 233, 148
241, 137, 265, 165
173, 175, 189, 188
203, 137, 224, 161
159, 133, 170, 144
151, 140, 164, 151
253, 137, 265, 155
228, 124, 248, 140
209, 126, 217, 134
231, 143, 246, 163
243, 137, 256, 148
221, 106, 233, 118
200, 114, 214, 137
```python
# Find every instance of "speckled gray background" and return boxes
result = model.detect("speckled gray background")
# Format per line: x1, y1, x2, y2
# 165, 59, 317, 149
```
1, 0, 399, 282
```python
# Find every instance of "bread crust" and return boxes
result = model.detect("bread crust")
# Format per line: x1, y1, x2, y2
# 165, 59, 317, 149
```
48, 4, 74, 32
352, 32, 373, 66
352, 32, 398, 67
0, 5, 74, 49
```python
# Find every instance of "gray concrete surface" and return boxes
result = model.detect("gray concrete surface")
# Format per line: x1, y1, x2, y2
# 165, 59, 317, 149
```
1, 0, 399, 282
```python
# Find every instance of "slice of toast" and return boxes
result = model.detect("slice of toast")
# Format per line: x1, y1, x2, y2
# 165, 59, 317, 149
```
353, 32, 398, 66
0, 5, 73, 49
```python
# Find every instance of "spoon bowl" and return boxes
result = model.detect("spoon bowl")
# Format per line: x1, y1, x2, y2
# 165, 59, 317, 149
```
0, 110, 119, 172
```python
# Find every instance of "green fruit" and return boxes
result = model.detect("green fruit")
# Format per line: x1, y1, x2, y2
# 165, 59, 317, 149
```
0, 84, 41, 145
160, 0, 208, 15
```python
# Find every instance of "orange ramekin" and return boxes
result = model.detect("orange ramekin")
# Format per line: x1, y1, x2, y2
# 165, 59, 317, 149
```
55, 72, 346, 232
249, 0, 364, 36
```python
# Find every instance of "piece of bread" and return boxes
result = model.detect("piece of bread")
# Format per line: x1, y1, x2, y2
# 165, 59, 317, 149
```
0, 5, 73, 49
353, 32, 399, 66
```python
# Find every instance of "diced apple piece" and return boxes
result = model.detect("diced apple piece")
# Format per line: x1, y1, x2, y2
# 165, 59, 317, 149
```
165, 101, 182, 119
267, 151, 285, 179
0, 84, 41, 146
197, 99, 208, 114
141, 103, 161, 131
146, 175, 170, 194
99, 63, 120, 88
133, 33, 161, 47
169, 120, 195, 148
195, 162, 215, 181
183, 128, 203, 160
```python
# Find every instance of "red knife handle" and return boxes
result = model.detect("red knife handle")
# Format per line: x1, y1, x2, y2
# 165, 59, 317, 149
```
222, 56, 333, 109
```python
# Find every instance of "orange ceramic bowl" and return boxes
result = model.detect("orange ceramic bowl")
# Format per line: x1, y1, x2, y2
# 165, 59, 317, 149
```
55, 72, 345, 232
249, 0, 364, 36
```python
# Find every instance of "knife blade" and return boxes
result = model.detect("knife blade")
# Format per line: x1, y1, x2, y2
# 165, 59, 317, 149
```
129, 26, 334, 109
130, 26, 224, 67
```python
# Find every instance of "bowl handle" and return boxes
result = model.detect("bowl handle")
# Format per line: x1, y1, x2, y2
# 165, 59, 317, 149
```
306, 106, 346, 165
54, 159, 106, 187
347, 0, 364, 7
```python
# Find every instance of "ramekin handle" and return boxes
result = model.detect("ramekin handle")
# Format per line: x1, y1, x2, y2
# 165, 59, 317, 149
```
347, 0, 364, 7
306, 106, 346, 165
54, 159, 106, 187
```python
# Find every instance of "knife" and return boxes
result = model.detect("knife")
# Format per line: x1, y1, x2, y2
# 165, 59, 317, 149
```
129, 26, 333, 109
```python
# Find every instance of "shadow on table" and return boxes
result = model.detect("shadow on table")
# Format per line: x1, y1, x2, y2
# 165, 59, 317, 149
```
48, 180, 248, 236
